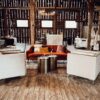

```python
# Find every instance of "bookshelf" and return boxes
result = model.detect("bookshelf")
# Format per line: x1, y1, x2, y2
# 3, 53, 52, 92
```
35, 0, 83, 44
0, 0, 30, 43
35, 0, 99, 45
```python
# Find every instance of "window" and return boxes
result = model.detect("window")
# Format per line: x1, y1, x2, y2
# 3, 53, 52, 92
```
17, 20, 28, 27
41, 20, 53, 28
65, 20, 77, 28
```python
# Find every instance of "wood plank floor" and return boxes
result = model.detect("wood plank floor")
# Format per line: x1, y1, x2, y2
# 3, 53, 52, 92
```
0, 68, 100, 100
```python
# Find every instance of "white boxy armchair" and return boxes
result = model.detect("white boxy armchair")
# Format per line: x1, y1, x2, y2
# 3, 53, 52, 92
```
0, 53, 26, 80
67, 50, 100, 81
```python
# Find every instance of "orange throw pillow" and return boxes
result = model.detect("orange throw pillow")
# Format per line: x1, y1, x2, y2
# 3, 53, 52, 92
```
40, 47, 49, 53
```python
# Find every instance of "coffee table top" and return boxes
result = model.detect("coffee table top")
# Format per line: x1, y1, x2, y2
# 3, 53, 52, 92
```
29, 52, 67, 57
38, 56, 49, 60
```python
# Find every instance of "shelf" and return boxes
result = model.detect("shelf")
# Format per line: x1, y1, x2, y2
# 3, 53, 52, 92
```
0, 0, 28, 8
0, 7, 29, 9
35, 27, 53, 29
35, 0, 89, 43
37, 7, 86, 11
35, 19, 54, 20
0, 0, 30, 44
5, 18, 29, 19
37, 7, 55, 9
0, 27, 29, 28
56, 7, 80, 11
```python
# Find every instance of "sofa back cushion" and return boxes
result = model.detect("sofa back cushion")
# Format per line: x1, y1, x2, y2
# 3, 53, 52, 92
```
48, 45, 57, 52
56, 45, 64, 52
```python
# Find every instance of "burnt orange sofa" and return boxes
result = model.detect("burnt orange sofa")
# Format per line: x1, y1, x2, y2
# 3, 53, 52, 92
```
26, 45, 70, 60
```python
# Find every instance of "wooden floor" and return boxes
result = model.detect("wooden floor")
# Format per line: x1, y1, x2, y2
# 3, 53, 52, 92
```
0, 68, 100, 100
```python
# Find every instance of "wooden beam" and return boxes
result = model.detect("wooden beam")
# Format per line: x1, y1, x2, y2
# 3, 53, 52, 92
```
87, 12, 93, 49
29, 0, 35, 45
98, 14, 100, 35
87, 0, 94, 49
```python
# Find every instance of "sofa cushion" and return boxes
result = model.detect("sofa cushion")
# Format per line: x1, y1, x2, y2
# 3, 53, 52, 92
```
40, 47, 49, 53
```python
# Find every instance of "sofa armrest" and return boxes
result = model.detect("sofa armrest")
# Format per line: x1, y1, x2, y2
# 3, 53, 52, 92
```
63, 46, 70, 53
26, 46, 34, 59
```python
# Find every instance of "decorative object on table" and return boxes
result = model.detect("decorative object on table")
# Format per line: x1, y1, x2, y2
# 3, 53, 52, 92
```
74, 37, 87, 49
1, 35, 17, 47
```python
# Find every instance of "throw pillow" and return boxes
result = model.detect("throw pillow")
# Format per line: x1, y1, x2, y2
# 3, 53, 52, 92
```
34, 47, 40, 52
40, 47, 49, 53
56, 45, 63, 52
34, 44, 42, 52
